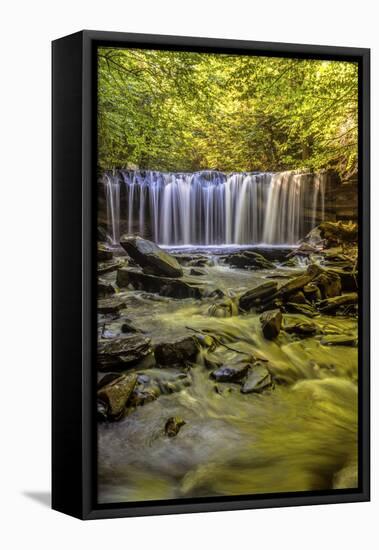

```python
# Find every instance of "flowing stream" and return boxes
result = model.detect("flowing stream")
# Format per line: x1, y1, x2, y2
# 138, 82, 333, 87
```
103, 170, 326, 246
98, 253, 357, 503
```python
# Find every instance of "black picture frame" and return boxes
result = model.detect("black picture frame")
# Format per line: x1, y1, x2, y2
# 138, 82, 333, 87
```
52, 30, 370, 520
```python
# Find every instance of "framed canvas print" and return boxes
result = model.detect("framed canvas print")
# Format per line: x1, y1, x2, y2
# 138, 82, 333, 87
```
52, 30, 370, 519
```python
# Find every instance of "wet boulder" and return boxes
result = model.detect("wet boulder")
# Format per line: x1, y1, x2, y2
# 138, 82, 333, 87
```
285, 290, 308, 304
165, 416, 186, 437
211, 363, 250, 382
239, 281, 278, 312
318, 292, 358, 313
314, 270, 342, 299
154, 336, 198, 366
98, 259, 125, 275
303, 283, 322, 302
260, 309, 282, 340
283, 319, 318, 336
318, 221, 358, 246
284, 302, 319, 318
97, 373, 138, 420
120, 235, 183, 278
224, 251, 275, 270
190, 268, 205, 276
278, 264, 322, 297
97, 296, 126, 315
97, 335, 151, 370
98, 278, 116, 298
97, 243, 113, 262
207, 301, 234, 318
241, 363, 272, 394
117, 268, 203, 299
325, 268, 358, 292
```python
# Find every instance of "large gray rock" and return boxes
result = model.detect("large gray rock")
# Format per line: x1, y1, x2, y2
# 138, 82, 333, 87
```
97, 335, 151, 370
120, 236, 183, 278
241, 363, 272, 393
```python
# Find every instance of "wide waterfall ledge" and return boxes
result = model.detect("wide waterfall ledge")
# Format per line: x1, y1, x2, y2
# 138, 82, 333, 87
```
100, 170, 330, 248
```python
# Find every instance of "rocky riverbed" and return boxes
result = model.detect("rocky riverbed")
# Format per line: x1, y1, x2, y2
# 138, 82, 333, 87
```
97, 222, 358, 504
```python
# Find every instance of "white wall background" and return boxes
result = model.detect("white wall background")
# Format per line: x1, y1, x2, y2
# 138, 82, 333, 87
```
0, 0, 376, 547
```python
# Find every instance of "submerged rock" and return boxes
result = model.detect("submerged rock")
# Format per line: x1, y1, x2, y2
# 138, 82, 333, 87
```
120, 235, 183, 278
165, 416, 186, 437
239, 281, 278, 312
154, 336, 198, 366
241, 363, 272, 393
211, 363, 250, 382
97, 335, 151, 370
321, 334, 357, 346
260, 309, 282, 340
117, 268, 203, 299
97, 373, 138, 419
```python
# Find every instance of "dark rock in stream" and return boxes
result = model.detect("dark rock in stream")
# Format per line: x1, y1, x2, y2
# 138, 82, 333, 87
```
207, 301, 234, 318
260, 309, 282, 340
223, 251, 275, 270
154, 336, 198, 366
284, 302, 319, 318
98, 259, 125, 275
117, 268, 203, 299
317, 292, 358, 313
97, 243, 113, 261
120, 235, 183, 278
239, 281, 278, 312
303, 283, 322, 302
97, 373, 138, 420
97, 335, 152, 370
314, 270, 342, 299
278, 264, 323, 297
97, 297, 127, 315
325, 268, 358, 292
241, 363, 272, 394
190, 268, 205, 276
165, 416, 186, 437
286, 290, 308, 304
98, 279, 116, 297
320, 334, 357, 346
283, 319, 318, 336
211, 363, 250, 382
121, 320, 140, 333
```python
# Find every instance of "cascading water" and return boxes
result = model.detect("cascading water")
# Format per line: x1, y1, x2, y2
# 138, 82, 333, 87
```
102, 170, 326, 246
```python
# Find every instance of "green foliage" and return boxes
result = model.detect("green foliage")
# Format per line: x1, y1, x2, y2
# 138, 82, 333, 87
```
98, 48, 358, 178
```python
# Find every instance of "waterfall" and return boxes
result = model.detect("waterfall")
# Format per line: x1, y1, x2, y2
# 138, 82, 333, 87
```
102, 170, 326, 246
104, 174, 120, 245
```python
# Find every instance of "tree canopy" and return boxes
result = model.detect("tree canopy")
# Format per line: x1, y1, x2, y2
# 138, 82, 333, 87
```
98, 47, 358, 178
